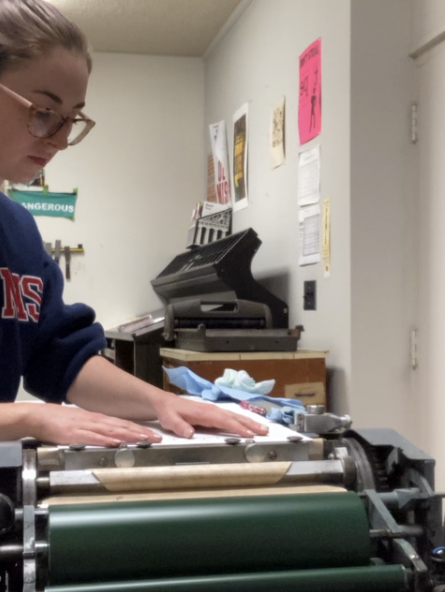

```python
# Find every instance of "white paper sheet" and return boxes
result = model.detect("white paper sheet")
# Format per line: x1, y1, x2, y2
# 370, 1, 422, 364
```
144, 399, 311, 446
298, 145, 321, 206
299, 204, 321, 266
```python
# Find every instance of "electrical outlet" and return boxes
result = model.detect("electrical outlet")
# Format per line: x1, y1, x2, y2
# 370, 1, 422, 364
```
303, 281, 316, 310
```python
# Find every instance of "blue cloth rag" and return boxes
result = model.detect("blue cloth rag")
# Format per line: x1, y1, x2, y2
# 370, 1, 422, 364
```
163, 366, 306, 424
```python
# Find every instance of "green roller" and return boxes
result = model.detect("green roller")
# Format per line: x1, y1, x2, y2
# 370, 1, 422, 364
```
48, 492, 371, 586
45, 565, 408, 592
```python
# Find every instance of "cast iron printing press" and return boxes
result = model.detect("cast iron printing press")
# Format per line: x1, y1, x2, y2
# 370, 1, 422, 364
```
150, 228, 302, 353
3, 230, 443, 591
0, 417, 445, 591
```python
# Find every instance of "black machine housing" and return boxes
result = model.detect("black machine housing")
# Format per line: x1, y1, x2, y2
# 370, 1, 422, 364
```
151, 228, 301, 352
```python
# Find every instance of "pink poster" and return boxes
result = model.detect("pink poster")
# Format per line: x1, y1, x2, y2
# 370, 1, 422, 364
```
298, 38, 322, 145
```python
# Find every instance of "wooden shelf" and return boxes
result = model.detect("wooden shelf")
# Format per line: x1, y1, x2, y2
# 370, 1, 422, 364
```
161, 348, 329, 408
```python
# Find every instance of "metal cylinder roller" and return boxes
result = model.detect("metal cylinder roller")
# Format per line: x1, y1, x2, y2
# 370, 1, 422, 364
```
47, 492, 370, 586
45, 565, 408, 592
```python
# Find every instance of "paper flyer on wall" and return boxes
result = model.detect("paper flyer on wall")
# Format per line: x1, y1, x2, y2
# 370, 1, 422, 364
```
299, 204, 321, 266
209, 121, 231, 206
298, 145, 320, 206
233, 103, 249, 212
298, 38, 322, 145
271, 97, 285, 168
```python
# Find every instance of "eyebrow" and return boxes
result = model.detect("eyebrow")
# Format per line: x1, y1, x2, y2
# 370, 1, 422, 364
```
32, 89, 85, 110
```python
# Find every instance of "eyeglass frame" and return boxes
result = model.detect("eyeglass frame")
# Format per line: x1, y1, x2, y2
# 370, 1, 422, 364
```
0, 82, 95, 146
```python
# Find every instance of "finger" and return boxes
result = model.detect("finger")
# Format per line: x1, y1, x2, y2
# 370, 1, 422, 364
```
158, 413, 195, 439
81, 432, 121, 447
94, 414, 156, 436
86, 422, 162, 444
232, 414, 269, 435
63, 410, 163, 443
89, 417, 162, 443
59, 430, 121, 447
184, 405, 269, 436
206, 415, 257, 437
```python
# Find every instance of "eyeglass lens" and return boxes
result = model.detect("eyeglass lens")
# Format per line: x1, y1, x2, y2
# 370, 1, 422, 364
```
29, 109, 88, 144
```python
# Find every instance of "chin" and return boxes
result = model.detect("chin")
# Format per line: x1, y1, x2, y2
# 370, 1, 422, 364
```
5, 169, 40, 185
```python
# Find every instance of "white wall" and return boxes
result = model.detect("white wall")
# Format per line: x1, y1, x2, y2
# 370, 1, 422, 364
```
36, 53, 205, 329
205, 0, 353, 416
415, 41, 445, 488
205, 0, 417, 435
411, 0, 445, 55
350, 0, 418, 436
411, 1, 445, 487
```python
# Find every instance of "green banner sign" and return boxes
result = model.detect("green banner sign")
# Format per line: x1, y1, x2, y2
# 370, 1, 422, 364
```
9, 189, 77, 219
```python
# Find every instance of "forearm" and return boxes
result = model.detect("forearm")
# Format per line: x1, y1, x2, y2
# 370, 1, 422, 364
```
67, 355, 166, 420
0, 403, 39, 440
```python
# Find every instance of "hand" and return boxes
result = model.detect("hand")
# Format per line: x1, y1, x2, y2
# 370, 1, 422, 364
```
151, 393, 269, 439
28, 403, 162, 446
66, 357, 269, 443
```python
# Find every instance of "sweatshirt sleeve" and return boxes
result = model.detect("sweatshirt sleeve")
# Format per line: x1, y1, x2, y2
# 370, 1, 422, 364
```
23, 251, 106, 402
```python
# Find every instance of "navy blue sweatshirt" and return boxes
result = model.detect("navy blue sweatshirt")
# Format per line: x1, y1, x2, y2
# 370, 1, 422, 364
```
0, 191, 106, 402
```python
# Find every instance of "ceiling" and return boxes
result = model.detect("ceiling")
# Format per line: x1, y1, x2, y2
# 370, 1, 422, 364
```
47, 0, 246, 58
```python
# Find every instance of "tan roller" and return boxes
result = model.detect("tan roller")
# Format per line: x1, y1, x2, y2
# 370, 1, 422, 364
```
92, 462, 292, 492
42, 484, 346, 506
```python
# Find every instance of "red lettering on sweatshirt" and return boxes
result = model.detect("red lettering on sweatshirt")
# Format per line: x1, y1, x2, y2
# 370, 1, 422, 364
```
21, 276, 43, 322
1, 268, 43, 322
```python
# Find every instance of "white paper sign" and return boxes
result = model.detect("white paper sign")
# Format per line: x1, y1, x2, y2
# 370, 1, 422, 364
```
298, 145, 321, 206
299, 204, 321, 266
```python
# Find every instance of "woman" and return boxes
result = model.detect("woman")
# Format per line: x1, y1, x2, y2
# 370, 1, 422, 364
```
0, 0, 268, 445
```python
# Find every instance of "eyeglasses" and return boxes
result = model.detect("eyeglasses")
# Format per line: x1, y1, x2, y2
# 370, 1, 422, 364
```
0, 82, 95, 146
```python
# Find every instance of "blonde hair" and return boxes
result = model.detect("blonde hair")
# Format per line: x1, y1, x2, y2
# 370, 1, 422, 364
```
0, 0, 92, 76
